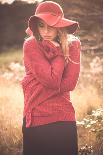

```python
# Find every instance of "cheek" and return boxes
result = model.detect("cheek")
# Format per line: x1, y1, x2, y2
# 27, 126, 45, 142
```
38, 28, 42, 34
38, 27, 43, 35
52, 30, 58, 37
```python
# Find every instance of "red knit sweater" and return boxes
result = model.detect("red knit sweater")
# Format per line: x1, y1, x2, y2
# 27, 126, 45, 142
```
21, 36, 81, 127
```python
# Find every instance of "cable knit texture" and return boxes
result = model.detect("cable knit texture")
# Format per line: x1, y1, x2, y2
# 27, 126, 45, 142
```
21, 36, 81, 127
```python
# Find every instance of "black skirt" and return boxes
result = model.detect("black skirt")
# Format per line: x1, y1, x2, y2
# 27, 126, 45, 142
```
22, 118, 78, 155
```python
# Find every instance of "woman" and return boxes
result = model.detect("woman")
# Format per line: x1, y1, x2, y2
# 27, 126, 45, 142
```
21, 1, 81, 155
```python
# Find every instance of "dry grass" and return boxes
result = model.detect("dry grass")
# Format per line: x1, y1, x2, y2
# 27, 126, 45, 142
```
0, 48, 22, 72
72, 85, 103, 120
0, 78, 23, 155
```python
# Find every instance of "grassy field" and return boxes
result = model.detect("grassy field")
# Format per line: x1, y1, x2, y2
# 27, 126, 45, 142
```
0, 48, 23, 155
0, 48, 103, 155
0, 48, 23, 72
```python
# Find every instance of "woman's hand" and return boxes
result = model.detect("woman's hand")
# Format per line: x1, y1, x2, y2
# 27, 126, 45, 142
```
58, 28, 68, 43
57, 28, 69, 56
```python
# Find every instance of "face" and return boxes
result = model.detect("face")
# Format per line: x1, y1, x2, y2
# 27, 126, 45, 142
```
37, 19, 58, 41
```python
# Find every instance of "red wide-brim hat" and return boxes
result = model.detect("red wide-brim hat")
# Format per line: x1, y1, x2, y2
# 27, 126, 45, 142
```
26, 1, 79, 36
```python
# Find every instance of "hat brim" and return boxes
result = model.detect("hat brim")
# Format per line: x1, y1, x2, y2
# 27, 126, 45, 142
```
54, 18, 79, 34
28, 14, 79, 35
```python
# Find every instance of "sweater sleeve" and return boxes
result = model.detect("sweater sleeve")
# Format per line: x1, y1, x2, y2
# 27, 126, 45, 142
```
60, 39, 81, 92
23, 38, 65, 90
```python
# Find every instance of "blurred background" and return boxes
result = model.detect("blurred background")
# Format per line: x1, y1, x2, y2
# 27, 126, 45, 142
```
0, 0, 103, 155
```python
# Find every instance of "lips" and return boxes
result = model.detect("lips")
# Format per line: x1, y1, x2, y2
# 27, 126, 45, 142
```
44, 36, 51, 39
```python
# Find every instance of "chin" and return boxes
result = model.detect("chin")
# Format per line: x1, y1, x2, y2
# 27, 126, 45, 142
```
43, 38, 53, 41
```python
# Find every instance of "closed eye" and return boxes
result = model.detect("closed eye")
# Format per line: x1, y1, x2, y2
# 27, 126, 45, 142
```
38, 22, 44, 28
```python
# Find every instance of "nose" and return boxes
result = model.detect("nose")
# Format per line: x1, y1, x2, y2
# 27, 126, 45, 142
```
44, 25, 49, 34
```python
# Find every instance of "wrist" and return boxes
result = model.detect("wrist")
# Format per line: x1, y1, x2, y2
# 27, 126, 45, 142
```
64, 55, 80, 64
